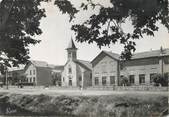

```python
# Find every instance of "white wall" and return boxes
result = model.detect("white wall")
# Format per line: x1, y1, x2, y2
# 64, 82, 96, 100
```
62, 61, 77, 87
93, 56, 118, 86
25, 64, 37, 84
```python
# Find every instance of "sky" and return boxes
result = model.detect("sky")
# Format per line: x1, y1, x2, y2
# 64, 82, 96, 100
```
29, 0, 169, 66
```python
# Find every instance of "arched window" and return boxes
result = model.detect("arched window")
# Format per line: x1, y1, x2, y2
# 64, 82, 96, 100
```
68, 52, 71, 58
68, 66, 72, 74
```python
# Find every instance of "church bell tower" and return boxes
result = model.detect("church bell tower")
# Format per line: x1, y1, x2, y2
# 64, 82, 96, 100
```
66, 38, 77, 61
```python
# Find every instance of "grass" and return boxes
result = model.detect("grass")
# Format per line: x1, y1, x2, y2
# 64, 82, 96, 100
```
0, 90, 168, 117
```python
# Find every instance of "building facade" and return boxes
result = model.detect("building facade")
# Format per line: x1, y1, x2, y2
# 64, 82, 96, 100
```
61, 39, 92, 88
91, 48, 169, 87
24, 60, 53, 86
91, 51, 120, 86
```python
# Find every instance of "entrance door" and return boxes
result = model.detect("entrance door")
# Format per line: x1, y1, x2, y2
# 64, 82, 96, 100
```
69, 76, 72, 86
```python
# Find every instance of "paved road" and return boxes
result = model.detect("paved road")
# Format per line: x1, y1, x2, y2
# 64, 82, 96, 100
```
0, 86, 168, 96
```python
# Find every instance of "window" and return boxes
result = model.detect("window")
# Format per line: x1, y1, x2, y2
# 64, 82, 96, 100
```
79, 76, 82, 81
33, 77, 35, 82
150, 73, 156, 83
110, 76, 115, 84
90, 73, 92, 80
129, 75, 135, 84
30, 70, 32, 75
139, 74, 145, 84
63, 77, 65, 82
95, 77, 99, 85
26, 78, 28, 83
68, 67, 72, 74
30, 78, 32, 82
33, 70, 36, 75
68, 52, 71, 58
102, 76, 107, 86
69, 77, 72, 86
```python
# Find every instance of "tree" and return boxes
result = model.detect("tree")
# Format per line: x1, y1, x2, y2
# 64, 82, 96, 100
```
152, 73, 168, 86
119, 76, 129, 86
54, 0, 169, 60
0, 0, 49, 73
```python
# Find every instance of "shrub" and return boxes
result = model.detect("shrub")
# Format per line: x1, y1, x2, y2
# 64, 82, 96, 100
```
152, 73, 168, 86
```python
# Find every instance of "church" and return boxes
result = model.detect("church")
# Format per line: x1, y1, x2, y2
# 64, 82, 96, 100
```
62, 39, 169, 88
61, 39, 92, 88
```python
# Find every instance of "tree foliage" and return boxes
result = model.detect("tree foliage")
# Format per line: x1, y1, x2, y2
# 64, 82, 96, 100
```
119, 76, 129, 86
152, 73, 168, 86
55, 0, 169, 60
0, 0, 49, 72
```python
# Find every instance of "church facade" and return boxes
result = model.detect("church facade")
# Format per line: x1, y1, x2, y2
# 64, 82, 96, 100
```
61, 39, 92, 88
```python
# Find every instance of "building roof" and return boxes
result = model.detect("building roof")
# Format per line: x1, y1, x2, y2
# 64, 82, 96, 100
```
66, 38, 77, 50
54, 65, 64, 70
102, 51, 120, 60
31, 60, 49, 67
75, 59, 92, 71
48, 64, 56, 69
91, 50, 120, 67
8, 65, 25, 72
91, 48, 169, 67
132, 48, 169, 59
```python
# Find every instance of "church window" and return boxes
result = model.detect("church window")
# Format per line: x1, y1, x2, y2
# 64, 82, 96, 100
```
68, 66, 72, 74
68, 52, 71, 58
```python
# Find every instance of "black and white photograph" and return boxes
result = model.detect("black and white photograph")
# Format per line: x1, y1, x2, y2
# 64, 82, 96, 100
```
0, 0, 169, 116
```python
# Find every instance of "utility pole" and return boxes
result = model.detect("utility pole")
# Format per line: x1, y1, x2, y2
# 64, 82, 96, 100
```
5, 66, 8, 89
160, 46, 164, 78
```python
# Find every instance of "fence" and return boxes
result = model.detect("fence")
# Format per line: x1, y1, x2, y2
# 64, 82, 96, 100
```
1, 85, 168, 91
86, 85, 168, 91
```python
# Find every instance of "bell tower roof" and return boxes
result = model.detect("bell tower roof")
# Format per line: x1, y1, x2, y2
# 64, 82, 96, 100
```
67, 38, 77, 50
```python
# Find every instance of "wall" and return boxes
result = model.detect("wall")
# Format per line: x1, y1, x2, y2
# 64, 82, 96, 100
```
120, 56, 169, 85
92, 56, 119, 86
76, 64, 82, 87
36, 67, 52, 86
83, 70, 92, 87
164, 56, 169, 73
25, 64, 37, 84
62, 61, 77, 87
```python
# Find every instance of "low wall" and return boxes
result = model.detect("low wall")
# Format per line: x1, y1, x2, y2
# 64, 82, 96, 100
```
3, 85, 168, 91
87, 86, 168, 91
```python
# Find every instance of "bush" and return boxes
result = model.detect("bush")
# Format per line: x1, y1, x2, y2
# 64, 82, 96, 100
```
119, 76, 130, 86
17, 82, 34, 86
152, 73, 168, 86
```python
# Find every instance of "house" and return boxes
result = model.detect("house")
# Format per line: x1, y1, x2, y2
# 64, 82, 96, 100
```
7, 69, 25, 85
61, 39, 92, 89
24, 60, 53, 86
91, 48, 169, 86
